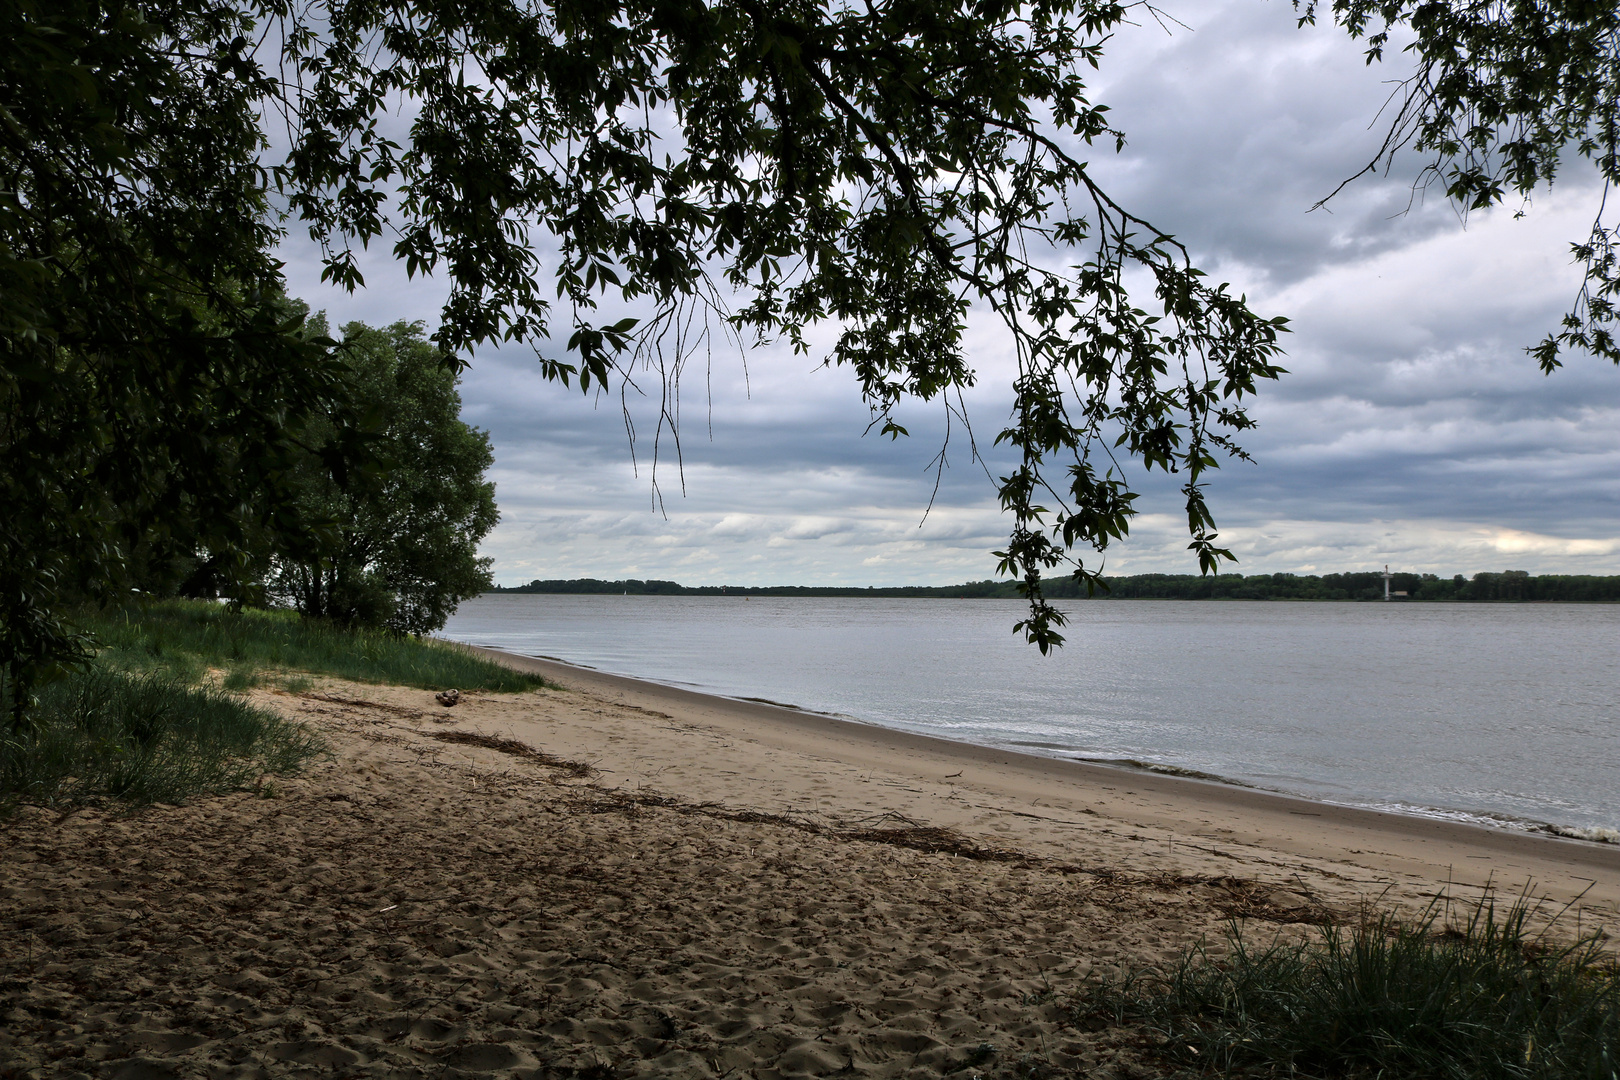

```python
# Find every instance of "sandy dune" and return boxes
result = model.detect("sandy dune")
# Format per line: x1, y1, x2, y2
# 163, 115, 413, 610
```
2, 653, 1616, 1079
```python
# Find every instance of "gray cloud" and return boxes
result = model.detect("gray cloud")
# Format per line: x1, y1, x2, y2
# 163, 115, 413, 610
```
1088, 2, 1504, 285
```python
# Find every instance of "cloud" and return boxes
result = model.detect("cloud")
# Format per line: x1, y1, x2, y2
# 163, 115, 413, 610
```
480, 503, 1011, 586
1087, 1, 1516, 285
1102, 514, 1620, 576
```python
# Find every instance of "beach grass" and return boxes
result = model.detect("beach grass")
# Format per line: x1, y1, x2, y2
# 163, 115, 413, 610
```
2, 599, 544, 813
1081, 895, 1620, 1079
1, 666, 325, 811
81, 598, 548, 693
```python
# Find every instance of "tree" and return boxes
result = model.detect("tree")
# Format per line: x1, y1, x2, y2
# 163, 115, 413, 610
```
0, 0, 371, 725
268, 320, 499, 635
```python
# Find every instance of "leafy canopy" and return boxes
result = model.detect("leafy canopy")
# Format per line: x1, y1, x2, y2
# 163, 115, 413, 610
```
270, 0, 1620, 642
267, 0, 1291, 648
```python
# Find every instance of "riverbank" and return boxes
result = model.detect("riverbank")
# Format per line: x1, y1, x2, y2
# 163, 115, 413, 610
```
2, 651, 1616, 1078
464, 648, 1620, 916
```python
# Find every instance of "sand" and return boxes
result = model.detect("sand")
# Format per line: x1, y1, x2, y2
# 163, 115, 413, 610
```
3, 649, 1617, 1079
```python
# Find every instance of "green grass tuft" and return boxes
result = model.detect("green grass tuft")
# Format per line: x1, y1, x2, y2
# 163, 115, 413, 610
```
1, 667, 325, 810
82, 598, 547, 692
1079, 895, 1620, 1079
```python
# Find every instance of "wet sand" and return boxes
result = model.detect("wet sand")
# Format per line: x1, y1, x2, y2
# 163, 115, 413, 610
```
2, 650, 1615, 1079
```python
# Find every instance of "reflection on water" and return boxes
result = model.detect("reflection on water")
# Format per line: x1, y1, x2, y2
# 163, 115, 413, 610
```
442, 595, 1620, 835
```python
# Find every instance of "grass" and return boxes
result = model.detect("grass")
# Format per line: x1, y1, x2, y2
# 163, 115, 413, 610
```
1, 666, 325, 811
1079, 895, 1620, 1079
81, 598, 548, 692
2, 598, 546, 813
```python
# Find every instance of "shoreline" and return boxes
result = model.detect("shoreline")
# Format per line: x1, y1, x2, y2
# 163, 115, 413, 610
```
459, 643, 1620, 916
516, 646, 1618, 845
460, 647, 1620, 854
445, 594, 1620, 851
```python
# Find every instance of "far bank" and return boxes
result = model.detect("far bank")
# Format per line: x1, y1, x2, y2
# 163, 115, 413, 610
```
490, 569, 1620, 602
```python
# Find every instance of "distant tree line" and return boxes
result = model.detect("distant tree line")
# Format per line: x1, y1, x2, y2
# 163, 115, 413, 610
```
493, 579, 1016, 598
493, 571, 1620, 602
1077, 570, 1620, 602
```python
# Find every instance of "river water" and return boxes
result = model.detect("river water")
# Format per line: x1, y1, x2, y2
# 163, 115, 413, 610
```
441, 594, 1620, 840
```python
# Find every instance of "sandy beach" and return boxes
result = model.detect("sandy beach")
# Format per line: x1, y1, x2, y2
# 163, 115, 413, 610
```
4, 648, 1617, 1078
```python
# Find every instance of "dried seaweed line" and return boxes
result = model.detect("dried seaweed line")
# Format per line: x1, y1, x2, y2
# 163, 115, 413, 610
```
839, 825, 1023, 863
426, 731, 596, 779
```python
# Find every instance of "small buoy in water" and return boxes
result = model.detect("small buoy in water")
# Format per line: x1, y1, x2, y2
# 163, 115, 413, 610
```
435, 688, 461, 707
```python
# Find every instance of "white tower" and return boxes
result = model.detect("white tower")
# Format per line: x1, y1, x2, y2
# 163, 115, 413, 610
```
1382, 564, 1393, 601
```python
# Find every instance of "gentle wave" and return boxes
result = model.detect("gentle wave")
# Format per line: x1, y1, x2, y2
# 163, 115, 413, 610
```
1036, 752, 1620, 843
1546, 824, 1620, 844
1068, 756, 1256, 787
1329, 800, 1620, 844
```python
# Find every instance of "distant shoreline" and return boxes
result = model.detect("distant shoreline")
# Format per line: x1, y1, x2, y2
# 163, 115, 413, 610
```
487, 571, 1620, 603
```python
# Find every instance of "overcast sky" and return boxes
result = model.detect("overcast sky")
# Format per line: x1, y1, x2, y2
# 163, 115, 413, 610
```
281, 0, 1620, 586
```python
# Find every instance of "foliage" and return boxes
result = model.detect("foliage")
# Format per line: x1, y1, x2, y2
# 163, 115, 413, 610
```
251, 0, 1620, 645
267, 319, 500, 635
82, 600, 547, 693
1299, 0, 1620, 370
1081, 896, 1620, 1080
259, 0, 1293, 650
0, 0, 364, 726
0, 666, 324, 811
